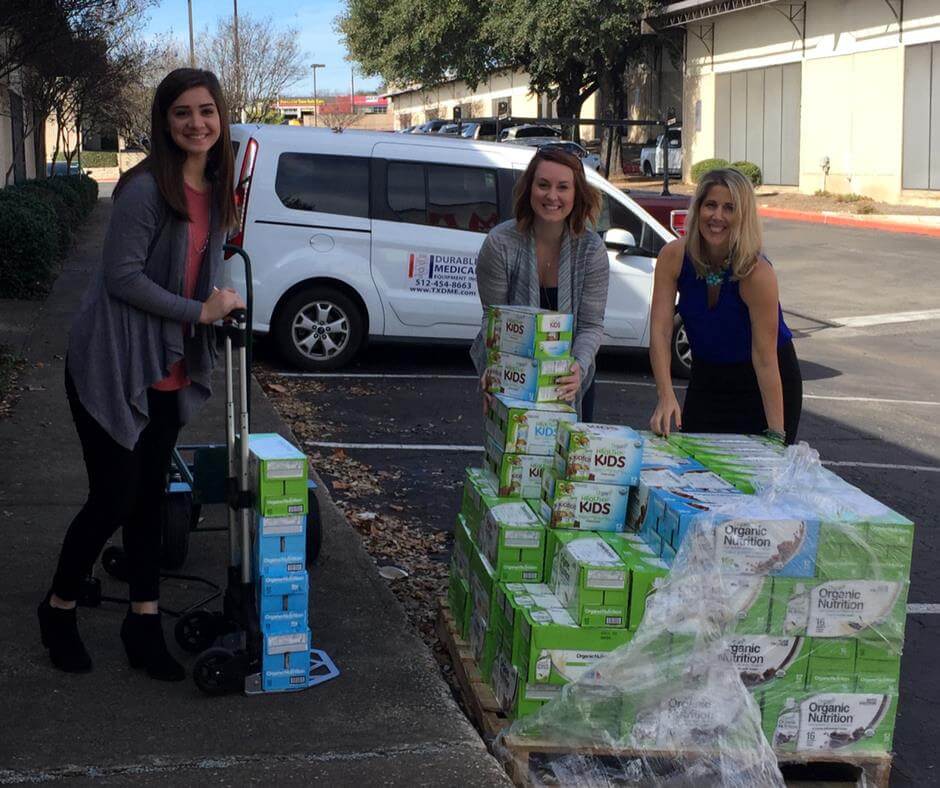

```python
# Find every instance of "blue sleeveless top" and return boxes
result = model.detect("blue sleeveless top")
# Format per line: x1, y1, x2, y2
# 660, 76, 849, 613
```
676, 252, 792, 364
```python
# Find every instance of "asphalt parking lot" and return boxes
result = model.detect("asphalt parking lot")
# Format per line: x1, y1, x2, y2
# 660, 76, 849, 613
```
255, 219, 939, 786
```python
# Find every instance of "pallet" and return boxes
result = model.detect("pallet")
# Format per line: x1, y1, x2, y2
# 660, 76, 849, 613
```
436, 600, 510, 741
497, 734, 892, 788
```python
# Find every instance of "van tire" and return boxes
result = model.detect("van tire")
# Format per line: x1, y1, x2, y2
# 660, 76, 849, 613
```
274, 286, 364, 371
643, 161, 654, 177
671, 315, 692, 379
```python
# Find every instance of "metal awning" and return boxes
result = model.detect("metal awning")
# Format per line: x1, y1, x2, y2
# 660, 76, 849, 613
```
645, 0, 782, 30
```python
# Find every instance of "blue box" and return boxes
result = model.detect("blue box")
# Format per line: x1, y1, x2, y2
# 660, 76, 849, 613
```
259, 570, 309, 603
262, 629, 311, 691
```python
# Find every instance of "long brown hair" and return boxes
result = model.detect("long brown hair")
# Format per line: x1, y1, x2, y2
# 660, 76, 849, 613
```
513, 146, 601, 236
685, 168, 762, 281
115, 68, 236, 230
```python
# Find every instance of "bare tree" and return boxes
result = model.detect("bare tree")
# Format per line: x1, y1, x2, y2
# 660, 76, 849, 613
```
199, 14, 306, 123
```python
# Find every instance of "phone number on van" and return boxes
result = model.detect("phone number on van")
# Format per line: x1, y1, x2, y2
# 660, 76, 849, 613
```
407, 252, 479, 297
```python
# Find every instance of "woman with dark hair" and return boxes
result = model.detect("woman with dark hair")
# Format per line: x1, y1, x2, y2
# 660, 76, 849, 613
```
648, 168, 802, 443
37, 69, 244, 680
471, 146, 609, 419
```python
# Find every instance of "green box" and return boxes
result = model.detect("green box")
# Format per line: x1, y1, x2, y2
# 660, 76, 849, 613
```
855, 656, 901, 693
484, 305, 574, 359
485, 395, 577, 456
459, 468, 504, 538
625, 556, 670, 630
725, 635, 809, 693
551, 537, 628, 627
808, 637, 857, 663
478, 501, 545, 583
766, 689, 897, 754
516, 605, 632, 686
468, 610, 499, 681
543, 529, 599, 584
485, 350, 571, 402
447, 568, 471, 640
485, 435, 553, 498
769, 577, 908, 647
866, 521, 914, 578
248, 434, 308, 517
493, 582, 558, 665
491, 649, 562, 720
723, 575, 774, 635
540, 469, 630, 532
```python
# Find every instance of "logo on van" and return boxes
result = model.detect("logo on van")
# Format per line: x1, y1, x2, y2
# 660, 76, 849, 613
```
406, 251, 479, 297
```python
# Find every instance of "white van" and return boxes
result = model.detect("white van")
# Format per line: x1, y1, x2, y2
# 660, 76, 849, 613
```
227, 125, 688, 373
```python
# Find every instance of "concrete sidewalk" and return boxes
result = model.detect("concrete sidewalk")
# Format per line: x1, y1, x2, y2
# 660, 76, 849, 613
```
0, 199, 508, 785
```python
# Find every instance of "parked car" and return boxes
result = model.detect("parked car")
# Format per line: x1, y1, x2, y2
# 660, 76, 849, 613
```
537, 141, 604, 173
435, 123, 462, 136
226, 124, 692, 377
413, 119, 450, 134
624, 189, 690, 238
640, 127, 682, 176
459, 121, 498, 141
497, 124, 562, 145
47, 161, 84, 176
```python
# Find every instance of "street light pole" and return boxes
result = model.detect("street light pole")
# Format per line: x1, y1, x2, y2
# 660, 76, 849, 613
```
233, 0, 246, 122
187, 0, 195, 67
311, 63, 325, 126
350, 67, 355, 116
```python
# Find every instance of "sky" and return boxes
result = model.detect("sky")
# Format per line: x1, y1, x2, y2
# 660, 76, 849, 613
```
142, 0, 382, 95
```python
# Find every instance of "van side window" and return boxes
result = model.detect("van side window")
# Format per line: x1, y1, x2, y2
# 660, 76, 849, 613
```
384, 162, 499, 233
427, 165, 498, 233
275, 153, 370, 218
387, 162, 426, 224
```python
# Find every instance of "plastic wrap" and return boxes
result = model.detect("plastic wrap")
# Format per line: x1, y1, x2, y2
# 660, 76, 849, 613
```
492, 441, 912, 786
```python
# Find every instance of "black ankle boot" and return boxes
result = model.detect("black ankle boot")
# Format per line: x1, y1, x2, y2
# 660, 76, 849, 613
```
120, 611, 185, 682
37, 591, 92, 673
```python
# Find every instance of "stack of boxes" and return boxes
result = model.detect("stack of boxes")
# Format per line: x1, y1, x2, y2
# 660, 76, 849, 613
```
249, 433, 312, 692
448, 422, 914, 757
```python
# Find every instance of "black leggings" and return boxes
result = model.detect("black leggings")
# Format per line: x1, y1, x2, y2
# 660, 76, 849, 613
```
53, 369, 182, 602
681, 341, 803, 444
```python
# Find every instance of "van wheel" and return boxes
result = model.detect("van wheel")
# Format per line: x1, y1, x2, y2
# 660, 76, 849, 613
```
274, 287, 364, 371
671, 315, 692, 379
643, 161, 654, 177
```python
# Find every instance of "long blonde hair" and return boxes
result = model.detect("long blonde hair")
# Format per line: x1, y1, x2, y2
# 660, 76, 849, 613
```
685, 168, 762, 281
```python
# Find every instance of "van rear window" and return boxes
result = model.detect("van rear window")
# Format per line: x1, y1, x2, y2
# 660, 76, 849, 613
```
275, 153, 369, 218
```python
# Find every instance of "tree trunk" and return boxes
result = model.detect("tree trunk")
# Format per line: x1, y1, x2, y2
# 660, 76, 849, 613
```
598, 57, 628, 180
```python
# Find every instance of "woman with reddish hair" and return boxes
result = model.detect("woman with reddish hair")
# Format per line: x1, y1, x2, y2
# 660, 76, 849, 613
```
471, 146, 609, 419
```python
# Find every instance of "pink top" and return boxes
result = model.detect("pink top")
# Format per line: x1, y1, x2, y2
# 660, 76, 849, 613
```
153, 184, 212, 392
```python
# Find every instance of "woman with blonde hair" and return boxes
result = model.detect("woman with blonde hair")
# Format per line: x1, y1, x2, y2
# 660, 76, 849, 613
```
471, 146, 609, 419
648, 168, 802, 443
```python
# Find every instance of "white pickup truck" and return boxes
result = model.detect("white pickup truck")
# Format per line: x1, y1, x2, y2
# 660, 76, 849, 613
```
640, 127, 682, 177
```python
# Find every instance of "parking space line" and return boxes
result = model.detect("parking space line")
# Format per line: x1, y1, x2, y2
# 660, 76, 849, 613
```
822, 460, 940, 473
831, 308, 940, 328
276, 372, 940, 406
908, 604, 940, 614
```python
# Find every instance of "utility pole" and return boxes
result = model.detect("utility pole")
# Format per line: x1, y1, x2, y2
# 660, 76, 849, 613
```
187, 0, 195, 67
350, 67, 355, 116
311, 63, 324, 126
233, 0, 246, 122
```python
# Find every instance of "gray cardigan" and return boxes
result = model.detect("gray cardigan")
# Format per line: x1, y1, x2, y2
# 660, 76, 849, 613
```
470, 219, 610, 415
67, 172, 224, 450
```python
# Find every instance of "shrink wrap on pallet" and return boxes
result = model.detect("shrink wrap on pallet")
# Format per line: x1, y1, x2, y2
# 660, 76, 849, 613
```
493, 442, 912, 786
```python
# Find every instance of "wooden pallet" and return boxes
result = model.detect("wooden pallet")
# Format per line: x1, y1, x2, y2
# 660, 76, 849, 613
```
498, 734, 892, 788
436, 600, 510, 741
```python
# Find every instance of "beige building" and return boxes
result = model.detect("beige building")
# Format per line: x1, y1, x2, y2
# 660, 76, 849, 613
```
386, 69, 601, 142
650, 0, 940, 204
0, 67, 43, 185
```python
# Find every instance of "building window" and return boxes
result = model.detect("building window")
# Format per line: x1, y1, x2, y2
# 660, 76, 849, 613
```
275, 153, 370, 217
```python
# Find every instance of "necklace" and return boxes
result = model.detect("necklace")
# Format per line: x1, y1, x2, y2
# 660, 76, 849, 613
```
705, 253, 731, 286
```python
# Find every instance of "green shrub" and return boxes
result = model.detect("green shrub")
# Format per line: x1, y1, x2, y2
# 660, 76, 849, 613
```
730, 161, 762, 186
36, 176, 89, 223
691, 158, 730, 183
12, 182, 72, 256
0, 189, 59, 298
834, 192, 870, 203
854, 202, 876, 215
80, 151, 118, 168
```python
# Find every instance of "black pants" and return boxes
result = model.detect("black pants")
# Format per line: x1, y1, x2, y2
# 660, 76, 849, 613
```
53, 369, 182, 602
681, 341, 803, 444
581, 378, 597, 423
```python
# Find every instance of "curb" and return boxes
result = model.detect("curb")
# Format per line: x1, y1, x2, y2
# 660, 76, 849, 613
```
758, 206, 940, 238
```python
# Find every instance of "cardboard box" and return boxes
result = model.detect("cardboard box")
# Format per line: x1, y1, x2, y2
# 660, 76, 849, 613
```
447, 567, 472, 640
460, 468, 510, 538
252, 513, 306, 579
485, 435, 553, 498
516, 605, 632, 685
540, 469, 630, 532
262, 629, 310, 691
485, 351, 571, 402
478, 501, 545, 583
723, 575, 774, 635
249, 433, 308, 517
258, 571, 308, 603
554, 423, 644, 486
543, 529, 599, 583
485, 394, 577, 456
551, 537, 628, 627
767, 690, 897, 754
485, 305, 574, 359
724, 635, 810, 691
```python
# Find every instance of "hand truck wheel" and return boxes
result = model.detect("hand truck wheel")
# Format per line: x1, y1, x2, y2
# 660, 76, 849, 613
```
160, 489, 193, 571
306, 487, 322, 565
174, 610, 220, 654
101, 545, 130, 582
193, 647, 246, 696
